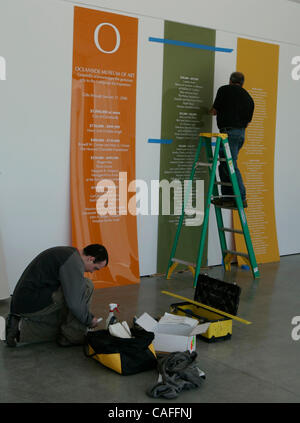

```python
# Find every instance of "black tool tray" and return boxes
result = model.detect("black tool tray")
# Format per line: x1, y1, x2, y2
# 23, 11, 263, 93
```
170, 274, 241, 342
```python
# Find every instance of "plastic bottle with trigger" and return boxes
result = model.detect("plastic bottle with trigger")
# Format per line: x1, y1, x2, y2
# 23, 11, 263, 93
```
106, 303, 119, 329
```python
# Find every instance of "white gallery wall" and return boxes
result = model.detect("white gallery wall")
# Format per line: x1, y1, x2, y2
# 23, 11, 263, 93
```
0, 0, 300, 295
135, 18, 164, 276
0, 0, 74, 295
275, 42, 300, 255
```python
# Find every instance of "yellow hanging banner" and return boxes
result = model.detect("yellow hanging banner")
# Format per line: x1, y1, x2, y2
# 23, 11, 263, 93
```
234, 38, 280, 264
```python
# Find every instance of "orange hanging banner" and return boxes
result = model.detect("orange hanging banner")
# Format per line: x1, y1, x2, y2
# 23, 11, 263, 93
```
234, 38, 280, 264
70, 7, 140, 288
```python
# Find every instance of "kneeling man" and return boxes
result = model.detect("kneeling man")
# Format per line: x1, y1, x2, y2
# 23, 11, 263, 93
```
5, 244, 108, 347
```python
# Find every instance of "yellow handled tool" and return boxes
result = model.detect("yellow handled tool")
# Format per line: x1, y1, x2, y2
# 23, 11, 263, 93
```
161, 290, 252, 325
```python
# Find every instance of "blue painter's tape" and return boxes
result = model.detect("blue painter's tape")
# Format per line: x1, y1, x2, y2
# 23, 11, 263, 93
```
149, 37, 233, 53
241, 265, 250, 270
148, 139, 173, 144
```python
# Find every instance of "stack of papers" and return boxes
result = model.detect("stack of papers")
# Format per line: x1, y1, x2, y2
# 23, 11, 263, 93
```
158, 312, 199, 328
109, 321, 132, 338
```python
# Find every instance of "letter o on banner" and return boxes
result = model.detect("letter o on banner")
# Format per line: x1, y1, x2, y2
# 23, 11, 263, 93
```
94, 23, 120, 54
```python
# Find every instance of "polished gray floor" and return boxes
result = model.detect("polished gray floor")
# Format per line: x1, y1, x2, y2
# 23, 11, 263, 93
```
0, 255, 300, 403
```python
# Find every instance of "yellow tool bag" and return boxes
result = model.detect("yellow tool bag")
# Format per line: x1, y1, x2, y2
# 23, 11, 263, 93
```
84, 327, 157, 375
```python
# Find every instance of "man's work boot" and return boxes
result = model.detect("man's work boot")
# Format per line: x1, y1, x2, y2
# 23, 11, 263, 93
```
5, 314, 21, 347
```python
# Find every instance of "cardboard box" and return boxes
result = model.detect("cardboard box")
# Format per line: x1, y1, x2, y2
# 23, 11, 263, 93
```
136, 312, 210, 353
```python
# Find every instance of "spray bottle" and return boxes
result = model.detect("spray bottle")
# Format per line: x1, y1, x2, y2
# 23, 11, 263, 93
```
106, 303, 119, 329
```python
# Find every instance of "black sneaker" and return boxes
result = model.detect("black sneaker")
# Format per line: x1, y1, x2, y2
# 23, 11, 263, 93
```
5, 314, 21, 347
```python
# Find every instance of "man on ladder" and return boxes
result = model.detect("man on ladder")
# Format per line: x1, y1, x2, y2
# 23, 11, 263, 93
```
209, 72, 254, 209
166, 72, 260, 282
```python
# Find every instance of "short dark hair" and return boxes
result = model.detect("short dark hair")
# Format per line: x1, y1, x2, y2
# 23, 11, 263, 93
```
83, 244, 108, 265
230, 72, 244, 86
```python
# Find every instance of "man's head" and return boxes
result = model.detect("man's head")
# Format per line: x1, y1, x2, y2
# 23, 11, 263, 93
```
80, 244, 108, 273
229, 72, 244, 86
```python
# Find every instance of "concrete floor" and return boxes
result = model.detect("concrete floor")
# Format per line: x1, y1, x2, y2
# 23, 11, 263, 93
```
0, 255, 300, 404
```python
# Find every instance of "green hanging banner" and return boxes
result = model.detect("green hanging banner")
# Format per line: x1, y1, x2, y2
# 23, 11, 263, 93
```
157, 21, 215, 274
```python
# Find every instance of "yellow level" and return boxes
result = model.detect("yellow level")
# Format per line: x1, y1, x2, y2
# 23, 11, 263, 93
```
161, 290, 252, 325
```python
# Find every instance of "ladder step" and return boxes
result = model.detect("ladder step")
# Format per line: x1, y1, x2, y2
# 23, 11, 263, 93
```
218, 158, 227, 162
215, 181, 232, 187
172, 258, 196, 267
224, 249, 249, 259
212, 195, 237, 199
196, 161, 212, 168
220, 227, 243, 234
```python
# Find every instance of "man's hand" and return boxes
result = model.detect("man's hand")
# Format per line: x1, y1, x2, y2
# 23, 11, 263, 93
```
209, 107, 217, 116
90, 317, 102, 328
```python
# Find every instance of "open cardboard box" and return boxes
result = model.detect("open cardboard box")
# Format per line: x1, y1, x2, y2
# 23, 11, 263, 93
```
136, 312, 210, 353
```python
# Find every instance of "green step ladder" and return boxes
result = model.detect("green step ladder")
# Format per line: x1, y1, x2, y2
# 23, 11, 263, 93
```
166, 132, 260, 287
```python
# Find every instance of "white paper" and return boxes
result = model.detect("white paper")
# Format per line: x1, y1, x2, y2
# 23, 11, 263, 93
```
136, 312, 158, 332
190, 322, 211, 335
109, 322, 132, 338
121, 321, 132, 336
158, 312, 199, 328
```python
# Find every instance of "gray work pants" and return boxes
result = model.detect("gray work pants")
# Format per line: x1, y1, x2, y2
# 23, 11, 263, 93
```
18, 278, 94, 345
